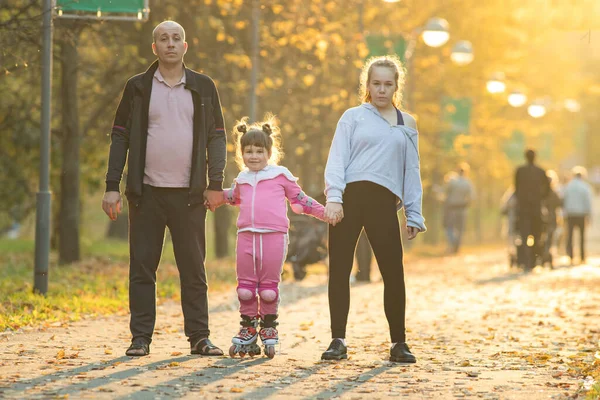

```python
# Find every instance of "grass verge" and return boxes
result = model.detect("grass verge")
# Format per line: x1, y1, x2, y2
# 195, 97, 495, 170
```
0, 239, 236, 332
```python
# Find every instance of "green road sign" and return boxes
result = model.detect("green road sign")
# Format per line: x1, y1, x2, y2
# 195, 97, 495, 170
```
440, 96, 471, 151
57, 0, 144, 13
365, 34, 407, 62
56, 0, 148, 20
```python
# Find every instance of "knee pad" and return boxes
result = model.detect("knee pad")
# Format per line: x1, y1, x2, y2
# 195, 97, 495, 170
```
237, 284, 257, 304
258, 283, 279, 303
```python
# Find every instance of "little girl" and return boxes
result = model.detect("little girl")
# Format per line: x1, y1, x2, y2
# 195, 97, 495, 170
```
222, 116, 326, 358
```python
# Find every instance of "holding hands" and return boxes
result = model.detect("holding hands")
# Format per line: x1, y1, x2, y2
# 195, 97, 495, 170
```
325, 202, 344, 226
204, 190, 225, 212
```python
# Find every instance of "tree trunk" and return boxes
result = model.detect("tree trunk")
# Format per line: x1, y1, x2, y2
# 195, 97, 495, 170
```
58, 26, 81, 264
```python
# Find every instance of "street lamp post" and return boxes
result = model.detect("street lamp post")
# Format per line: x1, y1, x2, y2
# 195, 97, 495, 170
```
486, 72, 506, 94
421, 17, 450, 48
404, 18, 473, 110
564, 98, 581, 113
528, 100, 547, 118
399, 18, 473, 246
403, 18, 449, 111
248, 0, 260, 123
508, 91, 527, 107
451, 41, 474, 66
34, 0, 54, 295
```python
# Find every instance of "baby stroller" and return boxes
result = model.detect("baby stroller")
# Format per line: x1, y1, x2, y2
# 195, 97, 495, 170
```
286, 193, 328, 281
512, 207, 553, 271
502, 191, 552, 271
286, 214, 327, 281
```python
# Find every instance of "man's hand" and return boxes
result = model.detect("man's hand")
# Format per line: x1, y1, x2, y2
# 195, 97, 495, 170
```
204, 190, 224, 212
407, 226, 420, 240
102, 191, 122, 221
325, 202, 344, 226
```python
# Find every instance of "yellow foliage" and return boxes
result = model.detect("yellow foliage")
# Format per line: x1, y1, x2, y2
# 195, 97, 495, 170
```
303, 74, 316, 87
272, 4, 284, 14
223, 53, 251, 69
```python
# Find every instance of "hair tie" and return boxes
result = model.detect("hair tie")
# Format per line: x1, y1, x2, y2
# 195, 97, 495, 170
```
237, 124, 247, 134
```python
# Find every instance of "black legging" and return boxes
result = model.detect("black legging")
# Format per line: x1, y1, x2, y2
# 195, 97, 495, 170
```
328, 181, 406, 343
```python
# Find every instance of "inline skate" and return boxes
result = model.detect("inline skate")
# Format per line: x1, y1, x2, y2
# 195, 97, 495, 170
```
229, 315, 261, 358
259, 314, 279, 359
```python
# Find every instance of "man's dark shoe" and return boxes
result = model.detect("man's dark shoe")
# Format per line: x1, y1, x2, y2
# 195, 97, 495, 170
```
126, 338, 150, 357
390, 342, 416, 363
190, 338, 224, 356
321, 339, 348, 360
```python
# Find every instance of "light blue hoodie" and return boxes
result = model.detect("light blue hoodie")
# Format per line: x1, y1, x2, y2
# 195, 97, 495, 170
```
324, 103, 426, 232
563, 177, 593, 217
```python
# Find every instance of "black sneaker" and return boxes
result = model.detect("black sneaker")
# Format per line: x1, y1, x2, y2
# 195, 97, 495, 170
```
321, 339, 348, 360
390, 342, 416, 363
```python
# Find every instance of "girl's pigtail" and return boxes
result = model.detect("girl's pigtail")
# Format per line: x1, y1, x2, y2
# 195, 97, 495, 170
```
262, 123, 272, 136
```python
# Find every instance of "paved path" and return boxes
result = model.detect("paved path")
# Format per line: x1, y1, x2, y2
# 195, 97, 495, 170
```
1, 194, 599, 399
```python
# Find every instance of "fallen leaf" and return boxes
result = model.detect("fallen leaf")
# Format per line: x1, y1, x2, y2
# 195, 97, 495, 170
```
171, 352, 183, 356
230, 387, 244, 393
56, 349, 65, 360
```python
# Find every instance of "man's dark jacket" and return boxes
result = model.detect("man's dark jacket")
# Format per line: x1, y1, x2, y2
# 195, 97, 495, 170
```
105, 61, 226, 206
515, 163, 550, 212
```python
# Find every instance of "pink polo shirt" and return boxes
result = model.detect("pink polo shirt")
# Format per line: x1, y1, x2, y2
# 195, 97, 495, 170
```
143, 68, 194, 188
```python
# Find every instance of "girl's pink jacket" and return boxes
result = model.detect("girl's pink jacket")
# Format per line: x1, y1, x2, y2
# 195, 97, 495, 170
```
223, 165, 325, 233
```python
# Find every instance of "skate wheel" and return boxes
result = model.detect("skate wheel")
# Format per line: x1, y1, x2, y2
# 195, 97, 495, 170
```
239, 351, 246, 358
229, 345, 238, 358
265, 346, 275, 359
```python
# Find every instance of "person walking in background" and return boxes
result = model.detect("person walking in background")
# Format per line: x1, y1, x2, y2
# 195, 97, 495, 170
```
322, 55, 426, 363
500, 186, 518, 265
443, 163, 474, 254
221, 116, 326, 358
563, 166, 593, 265
542, 170, 563, 265
514, 149, 550, 271
101, 21, 226, 357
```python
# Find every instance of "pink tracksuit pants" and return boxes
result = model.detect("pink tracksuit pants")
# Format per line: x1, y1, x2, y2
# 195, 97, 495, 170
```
236, 231, 288, 317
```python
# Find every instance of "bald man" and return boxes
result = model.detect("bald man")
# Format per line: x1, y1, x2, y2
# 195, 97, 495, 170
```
102, 21, 226, 357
